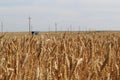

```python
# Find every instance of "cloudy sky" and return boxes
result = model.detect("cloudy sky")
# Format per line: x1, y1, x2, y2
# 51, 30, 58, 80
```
0, 0, 120, 32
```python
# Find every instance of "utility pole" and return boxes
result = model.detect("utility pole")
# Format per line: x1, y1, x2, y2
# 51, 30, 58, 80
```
67, 27, 69, 32
79, 26, 80, 32
61, 26, 62, 32
28, 16, 31, 34
55, 22, 57, 33
1, 22, 3, 33
70, 25, 72, 32
49, 25, 50, 32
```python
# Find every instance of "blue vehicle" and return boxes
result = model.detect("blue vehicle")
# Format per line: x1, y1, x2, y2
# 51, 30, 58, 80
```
31, 31, 39, 35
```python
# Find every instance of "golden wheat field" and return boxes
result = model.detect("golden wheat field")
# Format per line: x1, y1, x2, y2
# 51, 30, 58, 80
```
0, 31, 120, 80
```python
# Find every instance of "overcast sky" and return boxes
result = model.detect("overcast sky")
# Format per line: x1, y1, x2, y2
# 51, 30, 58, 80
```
0, 0, 120, 32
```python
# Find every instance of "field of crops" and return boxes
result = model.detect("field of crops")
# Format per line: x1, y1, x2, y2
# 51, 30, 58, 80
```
0, 32, 120, 80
